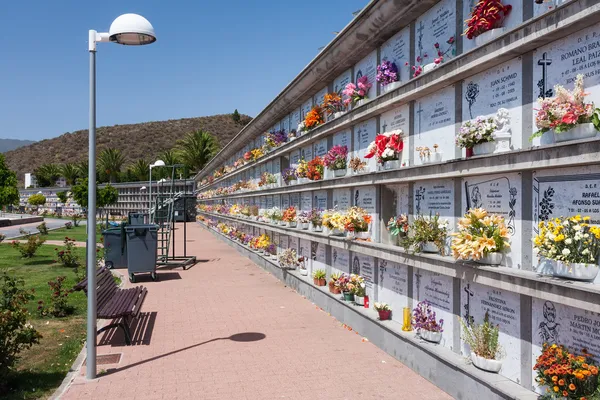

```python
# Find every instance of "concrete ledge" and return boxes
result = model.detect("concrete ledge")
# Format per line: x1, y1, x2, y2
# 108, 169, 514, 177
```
0, 216, 44, 227
200, 222, 538, 400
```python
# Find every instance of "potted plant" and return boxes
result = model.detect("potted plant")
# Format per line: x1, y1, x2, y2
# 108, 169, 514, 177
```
266, 243, 278, 260
298, 256, 308, 276
460, 312, 503, 373
351, 274, 366, 305
464, 0, 512, 46
282, 206, 297, 227
313, 269, 327, 286
322, 209, 348, 236
323, 145, 348, 177
304, 105, 324, 132
329, 272, 342, 294
374, 302, 391, 320
412, 300, 444, 343
451, 208, 511, 265
457, 116, 498, 158
308, 208, 323, 232
250, 205, 259, 220
265, 129, 288, 149
296, 159, 309, 184
278, 248, 298, 269
365, 130, 404, 170
306, 157, 324, 181
297, 211, 311, 230
531, 75, 599, 143
404, 214, 449, 255
342, 76, 372, 107
335, 274, 354, 301
322, 92, 346, 118
349, 156, 368, 175
376, 60, 400, 93
283, 168, 297, 186
534, 215, 600, 281
265, 172, 278, 188
533, 343, 599, 399
344, 206, 372, 240
387, 214, 409, 246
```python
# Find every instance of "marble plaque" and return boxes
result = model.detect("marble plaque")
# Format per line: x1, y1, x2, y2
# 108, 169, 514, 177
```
332, 248, 350, 276
334, 69, 352, 94
333, 188, 351, 211
413, 269, 455, 350
463, 173, 522, 268
414, 0, 456, 67
266, 161, 273, 174
301, 192, 312, 211
291, 108, 302, 132
279, 234, 288, 252
380, 104, 411, 165
462, 0, 522, 53
288, 236, 299, 252
301, 144, 313, 162
291, 193, 300, 208
352, 253, 375, 298
299, 238, 312, 271
354, 50, 377, 100
377, 260, 409, 322
273, 195, 281, 209
302, 98, 313, 120
280, 115, 290, 134
333, 129, 351, 150
462, 57, 523, 150
461, 281, 521, 384
353, 118, 377, 172
414, 179, 455, 232
380, 27, 411, 83
314, 190, 327, 211
313, 87, 327, 109
281, 194, 290, 209
533, 0, 573, 18
312, 241, 327, 275
266, 196, 273, 209
259, 196, 267, 213
290, 149, 300, 166
414, 85, 456, 162
314, 139, 327, 157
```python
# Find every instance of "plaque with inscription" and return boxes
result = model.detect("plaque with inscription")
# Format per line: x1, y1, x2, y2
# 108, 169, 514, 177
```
280, 115, 290, 134
290, 149, 300, 166
380, 27, 411, 82
334, 69, 352, 94
314, 139, 327, 157
414, 179, 455, 230
299, 238, 312, 271
301, 193, 312, 211
414, 85, 456, 161
291, 108, 302, 132
288, 236, 298, 252
281, 194, 289, 210
414, 0, 456, 69
313, 87, 327, 109
266, 196, 273, 209
353, 118, 377, 172
273, 195, 281, 209
302, 99, 313, 120
378, 260, 409, 322
301, 144, 313, 163
332, 248, 350, 276
314, 190, 327, 211
352, 253, 375, 298
354, 50, 377, 100
291, 193, 300, 208
333, 188, 351, 211
333, 129, 351, 150
312, 241, 327, 275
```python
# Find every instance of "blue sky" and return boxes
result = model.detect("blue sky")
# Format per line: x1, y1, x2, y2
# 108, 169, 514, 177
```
0, 0, 367, 141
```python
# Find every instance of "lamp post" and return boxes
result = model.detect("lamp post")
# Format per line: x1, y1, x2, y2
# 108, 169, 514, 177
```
87, 13, 156, 380
148, 159, 165, 218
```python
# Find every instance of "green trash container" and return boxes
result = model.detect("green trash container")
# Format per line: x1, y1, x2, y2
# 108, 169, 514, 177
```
128, 212, 148, 225
102, 224, 127, 269
125, 224, 159, 282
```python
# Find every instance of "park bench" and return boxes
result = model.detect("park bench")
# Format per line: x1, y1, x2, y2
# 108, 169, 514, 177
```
74, 267, 148, 345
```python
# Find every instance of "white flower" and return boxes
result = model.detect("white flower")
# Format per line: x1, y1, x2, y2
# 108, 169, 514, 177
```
562, 248, 571, 256
583, 248, 590, 255
565, 238, 573, 245
573, 224, 582, 231
584, 233, 590, 239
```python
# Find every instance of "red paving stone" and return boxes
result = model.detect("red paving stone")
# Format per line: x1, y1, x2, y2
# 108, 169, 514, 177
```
61, 222, 453, 400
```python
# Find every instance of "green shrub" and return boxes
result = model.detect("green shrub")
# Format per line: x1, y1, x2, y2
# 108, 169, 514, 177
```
11, 235, 46, 258
37, 276, 74, 318
54, 237, 80, 269
36, 222, 48, 235
0, 233, 5, 243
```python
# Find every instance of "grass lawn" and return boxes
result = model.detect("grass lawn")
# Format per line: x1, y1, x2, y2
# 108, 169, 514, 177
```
15, 224, 104, 244
0, 243, 89, 400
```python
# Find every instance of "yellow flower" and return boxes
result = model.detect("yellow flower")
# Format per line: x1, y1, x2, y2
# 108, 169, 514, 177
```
554, 234, 565, 242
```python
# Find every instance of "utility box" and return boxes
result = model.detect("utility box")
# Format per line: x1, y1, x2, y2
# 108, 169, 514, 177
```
125, 224, 159, 282
128, 212, 148, 225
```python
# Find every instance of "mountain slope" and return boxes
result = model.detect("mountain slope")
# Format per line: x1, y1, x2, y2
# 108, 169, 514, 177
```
0, 138, 36, 153
5, 114, 251, 182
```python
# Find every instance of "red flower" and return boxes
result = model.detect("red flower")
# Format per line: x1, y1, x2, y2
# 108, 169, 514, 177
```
561, 112, 579, 125
389, 135, 404, 152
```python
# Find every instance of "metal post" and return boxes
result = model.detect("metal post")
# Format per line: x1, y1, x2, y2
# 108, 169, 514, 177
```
86, 33, 98, 380
149, 167, 152, 219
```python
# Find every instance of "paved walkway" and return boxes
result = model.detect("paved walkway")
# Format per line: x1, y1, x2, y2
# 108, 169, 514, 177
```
61, 223, 452, 400
0, 217, 84, 239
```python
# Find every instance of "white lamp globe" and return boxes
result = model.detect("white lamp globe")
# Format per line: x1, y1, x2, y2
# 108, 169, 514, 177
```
152, 160, 166, 167
109, 13, 156, 45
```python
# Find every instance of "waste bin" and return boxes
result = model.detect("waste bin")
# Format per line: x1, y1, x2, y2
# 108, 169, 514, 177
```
102, 225, 127, 270
128, 212, 148, 225
125, 224, 159, 282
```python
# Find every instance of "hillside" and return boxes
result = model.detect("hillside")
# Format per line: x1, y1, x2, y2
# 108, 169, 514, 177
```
0, 138, 35, 153
5, 113, 251, 182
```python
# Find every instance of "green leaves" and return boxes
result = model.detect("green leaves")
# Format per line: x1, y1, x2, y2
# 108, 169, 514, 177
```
0, 154, 19, 208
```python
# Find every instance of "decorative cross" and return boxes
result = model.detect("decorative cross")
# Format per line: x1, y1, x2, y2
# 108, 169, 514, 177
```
464, 284, 474, 326
416, 102, 424, 135
415, 187, 426, 215
417, 21, 425, 58
381, 121, 388, 133
415, 271, 423, 301
537, 52, 553, 98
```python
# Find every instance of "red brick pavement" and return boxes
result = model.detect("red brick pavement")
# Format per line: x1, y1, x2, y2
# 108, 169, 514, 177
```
61, 223, 452, 400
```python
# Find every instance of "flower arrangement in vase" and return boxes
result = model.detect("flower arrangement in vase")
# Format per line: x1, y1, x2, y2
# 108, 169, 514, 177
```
403, 214, 449, 255
464, 0, 512, 45
297, 121, 308, 135
534, 215, 600, 281
342, 76, 372, 107
457, 116, 498, 158
323, 145, 348, 177
533, 343, 599, 399
306, 157, 324, 181
376, 60, 400, 93
269, 207, 283, 225
459, 311, 504, 373
344, 206, 372, 240
288, 129, 298, 141
266, 243, 278, 260
297, 211, 311, 230
243, 151, 253, 162
251, 148, 264, 161
329, 272, 343, 294
322, 208, 348, 236
282, 206, 297, 227
349, 156, 368, 174
322, 92, 346, 118
451, 208, 510, 265
412, 300, 444, 343
282, 168, 297, 185
278, 248, 299, 269
374, 302, 391, 320
349, 274, 366, 305
416, 144, 442, 164
265, 129, 288, 148
296, 160, 309, 183
387, 214, 409, 246
531, 75, 599, 142
365, 130, 404, 170
308, 208, 323, 232
298, 256, 308, 275
335, 274, 354, 301
304, 106, 325, 131
407, 37, 455, 77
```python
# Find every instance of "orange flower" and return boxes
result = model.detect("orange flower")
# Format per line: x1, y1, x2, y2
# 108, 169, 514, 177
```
552, 376, 558, 383
558, 379, 565, 386
569, 383, 576, 391
562, 391, 568, 397
553, 386, 559, 392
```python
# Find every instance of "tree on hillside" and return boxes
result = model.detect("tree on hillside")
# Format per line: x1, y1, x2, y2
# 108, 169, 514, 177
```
176, 130, 219, 176
97, 148, 125, 183
34, 164, 61, 187
61, 163, 79, 186
0, 154, 19, 209
130, 158, 149, 182
232, 109, 241, 123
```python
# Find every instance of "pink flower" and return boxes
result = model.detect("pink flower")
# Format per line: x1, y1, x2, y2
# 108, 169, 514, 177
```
358, 89, 365, 97
447, 36, 455, 44
434, 42, 440, 48
562, 112, 579, 124
434, 57, 443, 64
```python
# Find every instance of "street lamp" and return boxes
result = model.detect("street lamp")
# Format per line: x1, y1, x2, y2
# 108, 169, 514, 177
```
87, 13, 156, 380
149, 160, 165, 216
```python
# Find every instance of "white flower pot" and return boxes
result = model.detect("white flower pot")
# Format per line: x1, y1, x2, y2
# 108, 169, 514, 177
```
355, 295, 365, 306
333, 168, 347, 177
311, 224, 323, 232
352, 168, 368, 175
471, 352, 502, 373
473, 141, 496, 156
422, 242, 439, 254
419, 329, 442, 343
287, 179, 297, 186
423, 62, 439, 73
299, 268, 308, 276
300, 222, 309, 230
286, 221, 297, 228
383, 159, 401, 170
493, 130, 512, 153
270, 254, 278, 260
355, 231, 370, 240
475, 252, 503, 266
554, 123, 598, 142
333, 111, 346, 119
553, 260, 600, 282
382, 80, 401, 94
420, 152, 443, 165
355, 99, 365, 107
330, 228, 345, 237
298, 177, 309, 184
474, 28, 505, 47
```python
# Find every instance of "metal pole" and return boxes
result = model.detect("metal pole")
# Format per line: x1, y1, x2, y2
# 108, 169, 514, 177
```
149, 167, 152, 220
86, 36, 98, 380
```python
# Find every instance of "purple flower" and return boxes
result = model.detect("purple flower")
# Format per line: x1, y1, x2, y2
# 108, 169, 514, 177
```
376, 60, 399, 87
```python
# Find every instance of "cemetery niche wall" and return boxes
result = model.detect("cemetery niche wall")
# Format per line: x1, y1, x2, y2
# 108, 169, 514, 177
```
196, 0, 600, 398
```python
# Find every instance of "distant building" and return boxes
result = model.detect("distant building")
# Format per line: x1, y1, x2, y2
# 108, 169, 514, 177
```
24, 173, 67, 189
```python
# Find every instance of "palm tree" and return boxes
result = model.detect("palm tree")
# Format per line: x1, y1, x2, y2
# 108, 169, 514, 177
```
159, 149, 179, 166
61, 163, 79, 186
34, 163, 62, 187
97, 148, 125, 183
176, 130, 219, 176
131, 158, 150, 182
75, 160, 89, 179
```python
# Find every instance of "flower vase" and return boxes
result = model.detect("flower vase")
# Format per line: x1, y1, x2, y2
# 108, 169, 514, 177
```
330, 228, 345, 237
465, 147, 474, 158
355, 295, 364, 306
470, 352, 502, 373
286, 221, 297, 228
419, 329, 442, 343
288, 179, 297, 186
382, 81, 401, 94
329, 284, 341, 294
270, 254, 278, 261
333, 168, 347, 178
311, 223, 323, 233
554, 123, 598, 143
355, 99, 365, 108
423, 62, 439, 73
553, 260, 600, 282
422, 242, 439, 254
383, 159, 401, 170
333, 111, 346, 119
299, 268, 308, 276
313, 278, 326, 286
474, 28, 506, 47
356, 231, 370, 240
475, 252, 503, 266
473, 141, 495, 156
378, 310, 391, 321
343, 292, 355, 302
300, 222, 309, 230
